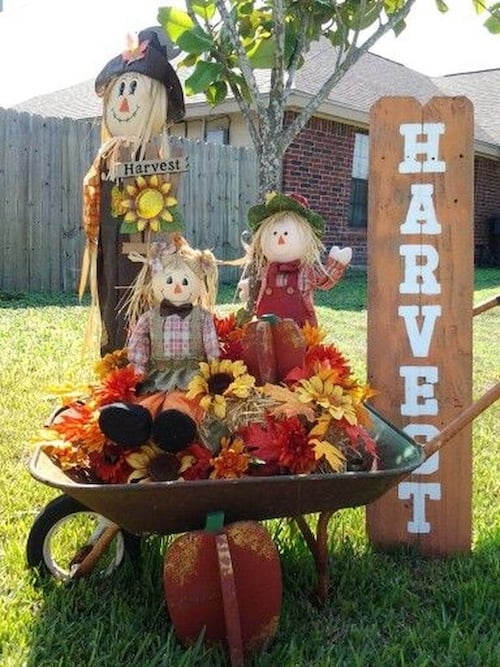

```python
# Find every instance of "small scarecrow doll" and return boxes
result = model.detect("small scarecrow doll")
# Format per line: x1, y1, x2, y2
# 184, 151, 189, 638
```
98, 240, 220, 453
238, 193, 352, 328
80, 27, 186, 356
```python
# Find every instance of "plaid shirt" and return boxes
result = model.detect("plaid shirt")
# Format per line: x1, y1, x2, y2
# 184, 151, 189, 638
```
128, 306, 220, 375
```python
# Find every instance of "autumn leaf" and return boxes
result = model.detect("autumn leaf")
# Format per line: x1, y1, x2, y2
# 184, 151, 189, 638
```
311, 439, 346, 472
260, 383, 316, 421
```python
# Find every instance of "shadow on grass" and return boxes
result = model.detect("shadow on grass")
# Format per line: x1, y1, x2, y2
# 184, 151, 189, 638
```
23, 526, 499, 666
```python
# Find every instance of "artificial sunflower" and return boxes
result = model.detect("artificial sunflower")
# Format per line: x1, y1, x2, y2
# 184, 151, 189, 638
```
295, 367, 359, 425
210, 436, 251, 479
186, 359, 255, 419
126, 442, 180, 483
118, 176, 183, 234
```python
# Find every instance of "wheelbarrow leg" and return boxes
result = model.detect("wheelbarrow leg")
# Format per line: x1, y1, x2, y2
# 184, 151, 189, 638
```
294, 510, 336, 605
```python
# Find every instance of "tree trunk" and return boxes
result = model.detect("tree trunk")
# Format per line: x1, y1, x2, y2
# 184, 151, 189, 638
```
256, 131, 284, 198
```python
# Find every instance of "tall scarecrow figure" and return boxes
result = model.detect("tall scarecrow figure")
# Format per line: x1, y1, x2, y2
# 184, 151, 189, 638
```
80, 27, 185, 356
239, 192, 352, 328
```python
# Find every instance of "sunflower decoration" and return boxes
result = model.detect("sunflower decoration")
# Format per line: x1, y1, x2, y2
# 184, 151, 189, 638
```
113, 175, 183, 234
126, 442, 181, 483
186, 359, 256, 419
94, 348, 130, 382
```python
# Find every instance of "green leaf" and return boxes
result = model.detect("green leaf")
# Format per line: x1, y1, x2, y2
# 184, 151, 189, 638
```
157, 7, 194, 42
392, 18, 406, 37
119, 221, 139, 235
189, 0, 216, 21
246, 35, 275, 68
434, 0, 449, 13
177, 25, 214, 54
484, 14, 500, 33
185, 61, 224, 94
206, 80, 228, 106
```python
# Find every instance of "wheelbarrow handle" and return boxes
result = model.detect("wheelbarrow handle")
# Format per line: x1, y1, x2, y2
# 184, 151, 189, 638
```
424, 382, 500, 459
71, 523, 121, 579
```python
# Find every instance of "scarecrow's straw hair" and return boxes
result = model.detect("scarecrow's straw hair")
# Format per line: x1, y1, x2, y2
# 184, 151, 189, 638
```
124, 240, 219, 330
251, 211, 325, 273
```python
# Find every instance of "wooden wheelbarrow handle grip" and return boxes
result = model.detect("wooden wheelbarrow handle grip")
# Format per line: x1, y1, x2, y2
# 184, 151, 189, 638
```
71, 523, 121, 579
424, 382, 500, 459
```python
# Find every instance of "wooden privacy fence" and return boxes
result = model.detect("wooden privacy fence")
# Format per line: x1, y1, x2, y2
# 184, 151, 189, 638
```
0, 108, 257, 292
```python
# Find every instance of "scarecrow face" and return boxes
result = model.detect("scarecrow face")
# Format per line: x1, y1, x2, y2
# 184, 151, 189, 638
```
260, 214, 308, 263
104, 72, 155, 137
152, 263, 201, 306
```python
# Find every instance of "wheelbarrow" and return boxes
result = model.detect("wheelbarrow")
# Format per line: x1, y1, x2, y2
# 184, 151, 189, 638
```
27, 384, 499, 603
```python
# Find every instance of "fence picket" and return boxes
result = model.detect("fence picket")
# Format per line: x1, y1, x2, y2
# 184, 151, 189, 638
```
0, 109, 257, 293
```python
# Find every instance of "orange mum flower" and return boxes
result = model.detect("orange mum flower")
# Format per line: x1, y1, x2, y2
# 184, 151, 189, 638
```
92, 365, 141, 406
94, 348, 129, 381
301, 322, 326, 347
50, 403, 106, 454
210, 437, 250, 479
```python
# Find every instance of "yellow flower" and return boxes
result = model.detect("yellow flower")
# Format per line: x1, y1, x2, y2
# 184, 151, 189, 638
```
186, 359, 255, 419
120, 176, 178, 232
295, 367, 359, 425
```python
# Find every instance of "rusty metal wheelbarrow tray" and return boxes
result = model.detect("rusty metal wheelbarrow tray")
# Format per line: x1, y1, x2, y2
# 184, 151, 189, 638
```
29, 404, 423, 536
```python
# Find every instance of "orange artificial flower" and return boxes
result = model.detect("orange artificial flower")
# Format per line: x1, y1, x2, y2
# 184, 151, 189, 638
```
92, 365, 142, 406
210, 437, 251, 479
50, 402, 106, 454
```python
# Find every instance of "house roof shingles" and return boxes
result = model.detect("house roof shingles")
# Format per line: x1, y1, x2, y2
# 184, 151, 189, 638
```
10, 42, 500, 155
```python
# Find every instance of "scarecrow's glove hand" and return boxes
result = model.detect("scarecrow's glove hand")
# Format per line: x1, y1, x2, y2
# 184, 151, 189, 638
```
237, 278, 250, 303
329, 246, 352, 265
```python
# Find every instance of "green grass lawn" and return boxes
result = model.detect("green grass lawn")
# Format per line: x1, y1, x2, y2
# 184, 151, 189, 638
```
1, 268, 498, 666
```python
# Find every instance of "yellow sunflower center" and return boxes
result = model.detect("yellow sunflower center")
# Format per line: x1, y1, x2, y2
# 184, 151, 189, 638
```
136, 188, 165, 220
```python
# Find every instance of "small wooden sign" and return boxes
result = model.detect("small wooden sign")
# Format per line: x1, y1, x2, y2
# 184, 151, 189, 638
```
113, 155, 189, 179
366, 97, 474, 554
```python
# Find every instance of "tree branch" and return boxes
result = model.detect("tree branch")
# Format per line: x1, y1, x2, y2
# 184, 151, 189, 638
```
280, 0, 417, 151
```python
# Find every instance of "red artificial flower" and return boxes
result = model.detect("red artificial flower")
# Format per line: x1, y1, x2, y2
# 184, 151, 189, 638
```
92, 365, 142, 406
305, 343, 352, 382
275, 416, 316, 474
88, 443, 133, 484
178, 443, 213, 480
214, 313, 245, 361
237, 416, 282, 465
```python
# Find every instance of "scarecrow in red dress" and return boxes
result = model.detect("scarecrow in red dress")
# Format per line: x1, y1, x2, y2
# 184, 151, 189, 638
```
238, 192, 352, 328
98, 240, 220, 453
80, 27, 185, 356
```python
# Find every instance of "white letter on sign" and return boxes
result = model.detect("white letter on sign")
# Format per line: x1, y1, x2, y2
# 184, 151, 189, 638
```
398, 123, 446, 174
399, 245, 441, 295
400, 184, 442, 235
400, 366, 439, 416
398, 305, 442, 357
398, 482, 441, 533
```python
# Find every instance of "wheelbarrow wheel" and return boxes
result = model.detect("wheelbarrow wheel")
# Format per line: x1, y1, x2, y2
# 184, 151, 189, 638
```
26, 494, 141, 581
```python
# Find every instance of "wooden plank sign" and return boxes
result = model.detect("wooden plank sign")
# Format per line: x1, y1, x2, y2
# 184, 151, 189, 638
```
366, 97, 474, 554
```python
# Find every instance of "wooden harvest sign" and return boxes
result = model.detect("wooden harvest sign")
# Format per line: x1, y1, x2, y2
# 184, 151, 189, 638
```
366, 97, 474, 554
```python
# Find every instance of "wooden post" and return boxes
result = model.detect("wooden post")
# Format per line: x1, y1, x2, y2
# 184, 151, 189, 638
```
366, 97, 474, 554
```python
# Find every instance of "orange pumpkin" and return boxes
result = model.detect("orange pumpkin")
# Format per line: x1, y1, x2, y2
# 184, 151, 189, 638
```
163, 514, 282, 664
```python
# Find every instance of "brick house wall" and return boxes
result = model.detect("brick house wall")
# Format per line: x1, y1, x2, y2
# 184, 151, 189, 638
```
283, 113, 369, 265
474, 156, 500, 265
283, 112, 500, 267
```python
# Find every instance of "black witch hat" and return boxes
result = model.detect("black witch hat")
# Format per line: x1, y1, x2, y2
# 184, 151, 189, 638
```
95, 26, 185, 124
